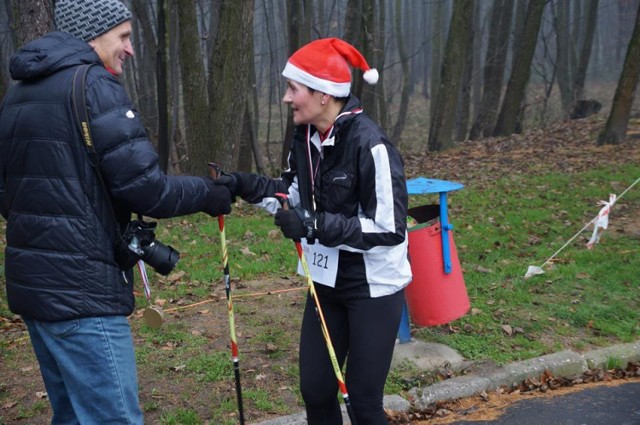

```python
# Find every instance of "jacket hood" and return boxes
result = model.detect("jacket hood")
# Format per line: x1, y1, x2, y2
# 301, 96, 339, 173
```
9, 31, 100, 81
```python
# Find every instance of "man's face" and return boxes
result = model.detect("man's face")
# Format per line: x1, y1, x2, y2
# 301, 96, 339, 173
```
88, 21, 134, 75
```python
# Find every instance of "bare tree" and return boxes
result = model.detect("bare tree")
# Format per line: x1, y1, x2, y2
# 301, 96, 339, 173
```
281, 0, 311, 170
130, 0, 160, 146
597, 0, 640, 145
427, 0, 473, 152
553, 0, 574, 114
156, 0, 169, 172
390, 0, 410, 145
429, 0, 448, 108
356, 0, 380, 123
573, 0, 599, 102
177, 0, 210, 175
469, 0, 513, 140
493, 0, 546, 137
344, 0, 365, 99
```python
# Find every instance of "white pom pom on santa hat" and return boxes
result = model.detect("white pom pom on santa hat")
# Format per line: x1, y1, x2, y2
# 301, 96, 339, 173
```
363, 68, 379, 85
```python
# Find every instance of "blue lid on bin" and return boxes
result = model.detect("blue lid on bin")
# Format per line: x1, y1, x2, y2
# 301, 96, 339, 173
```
406, 177, 464, 195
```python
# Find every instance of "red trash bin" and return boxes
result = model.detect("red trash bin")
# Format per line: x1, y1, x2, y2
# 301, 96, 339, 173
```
405, 205, 470, 327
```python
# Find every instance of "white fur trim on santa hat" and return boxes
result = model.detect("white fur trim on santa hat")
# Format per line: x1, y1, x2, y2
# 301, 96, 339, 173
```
363, 68, 379, 85
282, 62, 351, 97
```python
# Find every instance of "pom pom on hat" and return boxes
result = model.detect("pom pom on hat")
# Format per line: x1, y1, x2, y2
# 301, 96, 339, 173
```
363, 69, 379, 85
282, 38, 378, 97
55, 0, 132, 42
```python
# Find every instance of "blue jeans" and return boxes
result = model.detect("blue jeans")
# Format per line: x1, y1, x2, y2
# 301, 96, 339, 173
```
23, 316, 143, 425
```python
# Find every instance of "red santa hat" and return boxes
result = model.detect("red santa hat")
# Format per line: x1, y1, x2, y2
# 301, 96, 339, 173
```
282, 38, 379, 97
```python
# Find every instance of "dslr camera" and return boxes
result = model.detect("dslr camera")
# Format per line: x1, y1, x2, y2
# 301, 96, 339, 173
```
116, 220, 179, 275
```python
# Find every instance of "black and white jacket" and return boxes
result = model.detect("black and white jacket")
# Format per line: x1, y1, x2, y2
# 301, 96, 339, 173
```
241, 95, 412, 298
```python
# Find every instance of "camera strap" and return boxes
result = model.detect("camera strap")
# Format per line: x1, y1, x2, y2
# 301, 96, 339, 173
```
71, 65, 129, 249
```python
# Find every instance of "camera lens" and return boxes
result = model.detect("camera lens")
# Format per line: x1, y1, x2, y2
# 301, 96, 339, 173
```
142, 241, 180, 275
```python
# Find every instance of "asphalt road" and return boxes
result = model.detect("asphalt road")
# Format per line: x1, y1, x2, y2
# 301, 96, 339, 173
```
443, 380, 640, 425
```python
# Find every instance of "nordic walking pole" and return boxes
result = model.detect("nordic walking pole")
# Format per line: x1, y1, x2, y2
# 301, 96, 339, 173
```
275, 193, 357, 425
208, 162, 245, 425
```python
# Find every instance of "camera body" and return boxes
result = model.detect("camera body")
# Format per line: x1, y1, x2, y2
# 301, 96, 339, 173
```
115, 220, 179, 275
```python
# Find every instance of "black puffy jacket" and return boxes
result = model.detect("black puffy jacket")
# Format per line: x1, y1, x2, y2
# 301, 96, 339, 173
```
0, 32, 215, 321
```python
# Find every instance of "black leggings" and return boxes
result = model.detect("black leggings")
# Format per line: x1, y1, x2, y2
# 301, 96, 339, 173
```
299, 285, 405, 424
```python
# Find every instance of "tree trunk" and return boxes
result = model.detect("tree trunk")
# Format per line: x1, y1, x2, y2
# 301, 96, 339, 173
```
421, 1, 431, 99
177, 0, 210, 175
493, 0, 546, 137
470, 0, 483, 125
11, 0, 52, 47
207, 0, 255, 171
469, 0, 513, 140
554, 0, 574, 114
391, 0, 411, 146
359, 0, 379, 121
597, 1, 640, 145
156, 0, 169, 173
344, 0, 364, 99
281, 0, 309, 171
375, 1, 389, 131
573, 0, 599, 102
168, 0, 184, 174
455, 21, 474, 142
429, 0, 447, 112
427, 0, 473, 152
238, 103, 254, 172
130, 0, 158, 141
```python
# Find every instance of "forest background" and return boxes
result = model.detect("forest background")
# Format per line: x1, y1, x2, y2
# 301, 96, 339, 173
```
1, 1, 640, 424
1, 0, 640, 175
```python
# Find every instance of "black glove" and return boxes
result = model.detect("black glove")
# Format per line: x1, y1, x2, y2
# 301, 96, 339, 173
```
213, 171, 252, 199
201, 177, 232, 217
274, 206, 317, 243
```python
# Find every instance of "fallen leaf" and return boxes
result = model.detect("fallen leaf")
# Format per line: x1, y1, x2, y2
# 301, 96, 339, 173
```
2, 400, 17, 409
265, 343, 277, 352
240, 247, 257, 256
167, 270, 186, 282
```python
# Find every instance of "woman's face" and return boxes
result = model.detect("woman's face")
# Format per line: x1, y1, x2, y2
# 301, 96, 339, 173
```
282, 80, 324, 127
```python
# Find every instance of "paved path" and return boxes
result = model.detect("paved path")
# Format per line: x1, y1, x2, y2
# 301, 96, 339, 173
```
253, 339, 640, 425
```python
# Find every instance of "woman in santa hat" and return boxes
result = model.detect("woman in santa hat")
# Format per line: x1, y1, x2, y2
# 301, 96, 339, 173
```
216, 38, 411, 424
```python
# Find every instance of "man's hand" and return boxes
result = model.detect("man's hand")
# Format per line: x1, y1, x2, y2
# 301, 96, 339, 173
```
212, 172, 252, 199
201, 177, 232, 216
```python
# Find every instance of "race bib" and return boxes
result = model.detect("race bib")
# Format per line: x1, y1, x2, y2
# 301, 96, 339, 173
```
297, 241, 339, 287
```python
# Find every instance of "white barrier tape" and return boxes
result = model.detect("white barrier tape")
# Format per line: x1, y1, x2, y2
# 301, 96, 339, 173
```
586, 194, 616, 249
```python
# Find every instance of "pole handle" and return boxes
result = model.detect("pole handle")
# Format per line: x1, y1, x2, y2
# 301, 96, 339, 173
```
207, 162, 221, 179
275, 193, 290, 210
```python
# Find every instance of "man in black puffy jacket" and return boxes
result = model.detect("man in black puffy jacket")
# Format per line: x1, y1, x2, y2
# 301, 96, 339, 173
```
0, 1, 231, 423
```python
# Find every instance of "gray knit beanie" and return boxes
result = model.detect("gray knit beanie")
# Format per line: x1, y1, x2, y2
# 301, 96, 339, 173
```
55, 0, 132, 42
